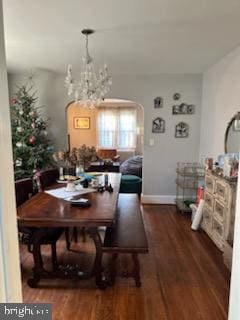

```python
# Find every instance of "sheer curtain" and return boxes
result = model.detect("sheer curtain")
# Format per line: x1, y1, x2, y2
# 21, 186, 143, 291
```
97, 107, 136, 150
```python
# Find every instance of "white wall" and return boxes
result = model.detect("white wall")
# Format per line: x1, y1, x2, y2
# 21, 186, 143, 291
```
199, 46, 240, 160
8, 72, 202, 200
199, 44, 240, 320
112, 74, 202, 200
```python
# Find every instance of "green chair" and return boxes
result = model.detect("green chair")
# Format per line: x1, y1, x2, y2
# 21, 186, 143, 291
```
120, 175, 142, 195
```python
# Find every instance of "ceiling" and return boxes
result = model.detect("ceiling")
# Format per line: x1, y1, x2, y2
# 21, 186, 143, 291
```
3, 0, 240, 74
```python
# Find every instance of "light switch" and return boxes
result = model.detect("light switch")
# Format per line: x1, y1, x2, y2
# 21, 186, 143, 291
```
149, 138, 154, 146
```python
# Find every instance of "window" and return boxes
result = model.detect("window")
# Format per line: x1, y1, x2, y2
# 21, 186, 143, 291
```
97, 107, 137, 150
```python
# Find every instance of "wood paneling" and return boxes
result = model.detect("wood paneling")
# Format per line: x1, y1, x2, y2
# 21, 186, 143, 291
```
20, 205, 230, 320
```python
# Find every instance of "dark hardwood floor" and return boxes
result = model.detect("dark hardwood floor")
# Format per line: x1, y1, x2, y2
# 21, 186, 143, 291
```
20, 205, 230, 320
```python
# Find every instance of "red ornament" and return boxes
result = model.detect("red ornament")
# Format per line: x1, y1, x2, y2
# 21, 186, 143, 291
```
29, 135, 36, 144
11, 98, 17, 105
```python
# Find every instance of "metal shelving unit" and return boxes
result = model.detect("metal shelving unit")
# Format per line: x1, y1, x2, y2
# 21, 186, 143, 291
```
176, 162, 204, 213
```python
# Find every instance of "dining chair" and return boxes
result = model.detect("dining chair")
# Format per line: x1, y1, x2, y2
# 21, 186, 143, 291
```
15, 178, 63, 270
97, 149, 120, 162
34, 168, 76, 250
35, 168, 59, 191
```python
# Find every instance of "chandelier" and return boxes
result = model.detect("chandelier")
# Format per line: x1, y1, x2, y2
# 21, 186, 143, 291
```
65, 29, 112, 109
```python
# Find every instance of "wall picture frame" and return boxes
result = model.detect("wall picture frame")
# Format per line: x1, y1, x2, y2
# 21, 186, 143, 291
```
175, 122, 189, 138
173, 92, 181, 101
172, 103, 195, 115
152, 117, 165, 133
154, 97, 163, 108
74, 117, 90, 129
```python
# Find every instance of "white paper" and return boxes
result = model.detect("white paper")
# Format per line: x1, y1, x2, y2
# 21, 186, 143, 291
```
45, 187, 96, 200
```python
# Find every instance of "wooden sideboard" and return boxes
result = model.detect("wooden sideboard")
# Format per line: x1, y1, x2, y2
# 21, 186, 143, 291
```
202, 170, 237, 270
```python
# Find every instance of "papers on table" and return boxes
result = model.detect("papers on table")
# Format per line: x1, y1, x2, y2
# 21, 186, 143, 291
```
45, 186, 96, 200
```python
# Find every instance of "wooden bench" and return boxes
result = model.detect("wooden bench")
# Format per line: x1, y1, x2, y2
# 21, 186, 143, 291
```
103, 193, 148, 287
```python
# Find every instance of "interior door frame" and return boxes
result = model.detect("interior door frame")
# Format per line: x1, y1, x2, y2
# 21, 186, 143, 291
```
0, 0, 22, 302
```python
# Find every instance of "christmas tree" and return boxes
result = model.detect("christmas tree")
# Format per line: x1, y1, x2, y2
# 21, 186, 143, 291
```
10, 84, 54, 180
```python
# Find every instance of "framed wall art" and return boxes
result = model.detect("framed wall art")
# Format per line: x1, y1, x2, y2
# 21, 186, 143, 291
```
173, 92, 181, 101
154, 97, 163, 108
74, 117, 90, 129
172, 103, 195, 115
152, 117, 165, 133
175, 122, 189, 138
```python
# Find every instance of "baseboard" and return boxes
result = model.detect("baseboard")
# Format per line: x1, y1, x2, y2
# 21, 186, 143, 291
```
141, 194, 175, 204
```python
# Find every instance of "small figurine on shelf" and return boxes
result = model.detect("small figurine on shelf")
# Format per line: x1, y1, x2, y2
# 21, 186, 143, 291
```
82, 179, 89, 188
59, 167, 65, 181
106, 183, 113, 193
231, 158, 239, 177
104, 173, 109, 187
98, 185, 105, 193
205, 158, 213, 170
223, 156, 232, 177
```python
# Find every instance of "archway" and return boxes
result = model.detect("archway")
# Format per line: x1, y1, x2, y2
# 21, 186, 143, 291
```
66, 98, 144, 163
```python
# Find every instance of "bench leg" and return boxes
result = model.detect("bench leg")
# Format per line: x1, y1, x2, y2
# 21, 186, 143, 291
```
132, 253, 141, 287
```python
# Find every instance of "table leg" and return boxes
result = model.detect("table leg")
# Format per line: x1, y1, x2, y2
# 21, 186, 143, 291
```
27, 228, 49, 288
88, 228, 107, 290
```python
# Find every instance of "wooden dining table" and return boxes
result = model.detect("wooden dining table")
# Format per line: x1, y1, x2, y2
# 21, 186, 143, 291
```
17, 173, 121, 289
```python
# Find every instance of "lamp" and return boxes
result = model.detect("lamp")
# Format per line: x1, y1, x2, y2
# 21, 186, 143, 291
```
65, 29, 112, 109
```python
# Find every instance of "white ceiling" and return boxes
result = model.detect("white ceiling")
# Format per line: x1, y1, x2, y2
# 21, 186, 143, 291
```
3, 0, 240, 74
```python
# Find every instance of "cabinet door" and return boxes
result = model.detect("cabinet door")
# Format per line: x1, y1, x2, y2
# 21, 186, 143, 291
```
205, 175, 215, 194
204, 191, 214, 211
201, 205, 212, 235
214, 199, 226, 223
215, 180, 228, 204
212, 217, 224, 251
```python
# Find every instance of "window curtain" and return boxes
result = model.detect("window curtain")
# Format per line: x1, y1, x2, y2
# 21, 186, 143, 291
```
97, 107, 136, 150
97, 107, 118, 148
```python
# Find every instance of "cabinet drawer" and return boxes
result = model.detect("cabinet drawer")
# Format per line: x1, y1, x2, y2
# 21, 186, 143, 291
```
214, 199, 225, 222
204, 192, 214, 210
205, 175, 215, 193
215, 181, 228, 203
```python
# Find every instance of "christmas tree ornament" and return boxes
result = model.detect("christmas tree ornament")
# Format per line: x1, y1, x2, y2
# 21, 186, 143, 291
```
16, 141, 23, 148
19, 109, 24, 115
17, 126, 23, 133
29, 135, 36, 144
11, 98, 17, 105
15, 158, 22, 167
47, 145, 54, 152
31, 122, 36, 129
43, 130, 48, 136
